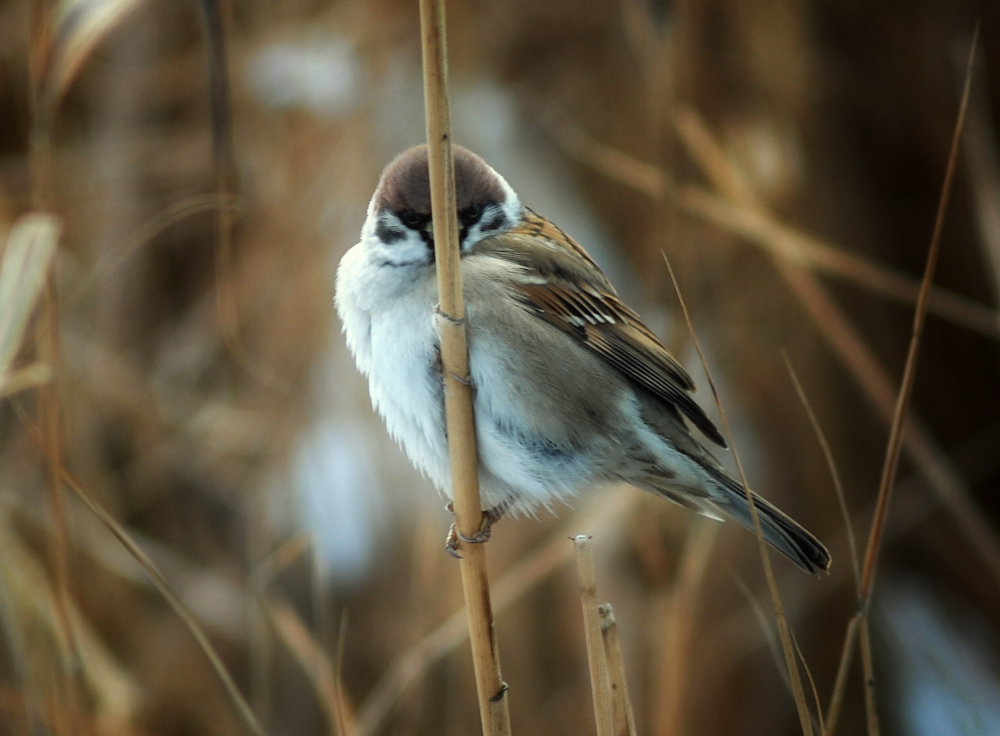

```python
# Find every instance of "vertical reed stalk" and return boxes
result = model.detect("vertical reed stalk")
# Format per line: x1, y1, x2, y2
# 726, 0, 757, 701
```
598, 604, 637, 736
418, 2, 511, 734
574, 537, 614, 736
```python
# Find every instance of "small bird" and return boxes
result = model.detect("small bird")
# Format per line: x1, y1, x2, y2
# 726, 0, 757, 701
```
336, 144, 831, 574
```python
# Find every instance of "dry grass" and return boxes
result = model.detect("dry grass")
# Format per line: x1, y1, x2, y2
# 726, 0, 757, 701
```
0, 1, 998, 735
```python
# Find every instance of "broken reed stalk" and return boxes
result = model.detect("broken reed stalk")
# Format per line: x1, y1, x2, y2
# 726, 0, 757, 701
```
354, 491, 636, 736
598, 604, 637, 736
827, 24, 980, 736
662, 254, 815, 736
418, 2, 511, 735
574, 536, 615, 736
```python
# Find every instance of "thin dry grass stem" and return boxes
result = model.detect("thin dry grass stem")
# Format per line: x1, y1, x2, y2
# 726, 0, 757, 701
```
788, 349, 858, 736
730, 572, 789, 690
857, 617, 878, 736
791, 629, 826, 736
678, 189, 1000, 338
26, 4, 80, 716
419, 1, 510, 734
654, 518, 717, 736
598, 605, 637, 736
713, 431, 993, 665
574, 536, 615, 736
22, 8, 162, 725
45, 462, 268, 736
354, 491, 635, 736
546, 95, 1000, 585
859, 24, 977, 607
199, 0, 287, 392
311, 538, 333, 706
28, 1, 55, 212
39, 276, 81, 735
782, 353, 860, 591
246, 494, 275, 729
268, 597, 354, 736
713, 412, 1000, 672
250, 533, 312, 588
537, 105, 1000, 338
24, 33, 145, 687
778, 259, 1000, 581
824, 614, 859, 736
778, 359, 852, 730
829, 27, 979, 736
0, 515, 142, 730
730, 576, 822, 735
662, 253, 815, 736
67, 193, 239, 306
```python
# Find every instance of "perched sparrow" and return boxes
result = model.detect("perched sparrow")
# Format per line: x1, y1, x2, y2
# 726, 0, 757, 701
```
335, 144, 831, 574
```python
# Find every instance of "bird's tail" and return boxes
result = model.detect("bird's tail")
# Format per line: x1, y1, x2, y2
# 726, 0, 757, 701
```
640, 467, 831, 574
714, 473, 831, 574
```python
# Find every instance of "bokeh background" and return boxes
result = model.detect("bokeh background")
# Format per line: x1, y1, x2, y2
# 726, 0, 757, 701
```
1, 0, 999, 735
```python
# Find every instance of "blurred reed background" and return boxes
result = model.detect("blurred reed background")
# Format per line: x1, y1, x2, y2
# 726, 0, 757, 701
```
0, 0, 999, 735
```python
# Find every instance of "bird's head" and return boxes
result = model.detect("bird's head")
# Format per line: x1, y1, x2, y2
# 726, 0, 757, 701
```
360, 144, 523, 267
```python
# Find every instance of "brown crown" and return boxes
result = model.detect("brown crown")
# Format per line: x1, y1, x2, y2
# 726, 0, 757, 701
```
373, 144, 506, 215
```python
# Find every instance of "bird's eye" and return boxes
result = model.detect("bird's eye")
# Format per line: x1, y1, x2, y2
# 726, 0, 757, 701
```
400, 209, 421, 228
467, 202, 482, 221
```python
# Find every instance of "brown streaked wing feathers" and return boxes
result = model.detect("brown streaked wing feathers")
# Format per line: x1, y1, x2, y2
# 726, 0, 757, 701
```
478, 213, 728, 448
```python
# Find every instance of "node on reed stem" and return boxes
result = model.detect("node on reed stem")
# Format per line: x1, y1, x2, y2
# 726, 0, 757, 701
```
599, 604, 637, 736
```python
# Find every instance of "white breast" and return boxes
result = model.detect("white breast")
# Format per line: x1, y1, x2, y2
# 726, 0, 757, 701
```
335, 242, 452, 494
336, 243, 611, 515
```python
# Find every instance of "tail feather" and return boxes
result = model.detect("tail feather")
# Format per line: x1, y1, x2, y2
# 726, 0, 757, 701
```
717, 477, 831, 574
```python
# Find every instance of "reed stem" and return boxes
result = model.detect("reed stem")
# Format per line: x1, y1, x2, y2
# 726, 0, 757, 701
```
419, 2, 511, 734
574, 537, 614, 736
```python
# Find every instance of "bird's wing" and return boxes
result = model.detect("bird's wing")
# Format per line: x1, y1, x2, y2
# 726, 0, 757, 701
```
473, 210, 727, 448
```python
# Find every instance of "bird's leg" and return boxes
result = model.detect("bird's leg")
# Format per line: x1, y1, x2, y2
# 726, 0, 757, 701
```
444, 500, 509, 558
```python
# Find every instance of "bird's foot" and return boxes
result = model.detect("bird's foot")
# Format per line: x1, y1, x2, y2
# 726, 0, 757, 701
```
444, 502, 507, 558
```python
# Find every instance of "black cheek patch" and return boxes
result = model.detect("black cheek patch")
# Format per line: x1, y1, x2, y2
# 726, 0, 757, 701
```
481, 211, 507, 232
376, 220, 405, 244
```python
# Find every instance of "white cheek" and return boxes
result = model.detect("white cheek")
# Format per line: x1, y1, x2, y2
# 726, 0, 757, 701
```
462, 198, 523, 252
373, 232, 431, 266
